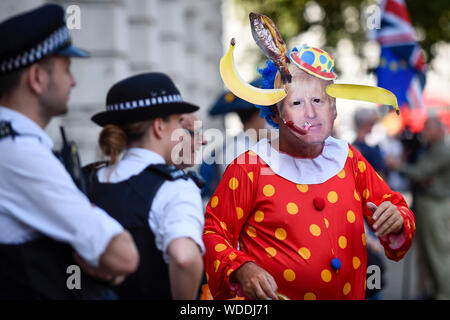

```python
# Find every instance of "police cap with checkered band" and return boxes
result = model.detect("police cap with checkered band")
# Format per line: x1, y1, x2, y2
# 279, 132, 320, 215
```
0, 3, 89, 75
91, 72, 200, 126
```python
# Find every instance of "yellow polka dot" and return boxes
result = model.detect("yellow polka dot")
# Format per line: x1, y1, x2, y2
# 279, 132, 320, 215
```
296, 184, 309, 192
310, 224, 321, 237
263, 184, 275, 197
227, 269, 234, 277
347, 210, 356, 223
206, 272, 209, 282
323, 218, 330, 229
338, 236, 347, 249
337, 169, 346, 178
265, 247, 277, 258
211, 196, 219, 208
382, 194, 392, 199
229, 252, 237, 260
362, 233, 366, 246
204, 230, 216, 235
343, 282, 351, 295
286, 202, 299, 215
353, 256, 361, 269
275, 228, 287, 240
358, 161, 367, 173
354, 190, 361, 201
228, 177, 239, 190
254, 210, 264, 222
248, 172, 254, 182
348, 148, 354, 158
304, 292, 316, 300
236, 207, 244, 220
363, 189, 370, 200
214, 260, 220, 272
224, 239, 232, 247
283, 269, 296, 282
376, 173, 384, 181
327, 191, 338, 203
298, 247, 311, 260
321, 269, 332, 282
247, 226, 257, 238
214, 243, 227, 252
220, 221, 227, 230
248, 150, 257, 156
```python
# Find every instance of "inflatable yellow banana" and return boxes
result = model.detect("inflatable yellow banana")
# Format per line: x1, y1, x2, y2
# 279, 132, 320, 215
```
326, 84, 400, 115
220, 38, 287, 106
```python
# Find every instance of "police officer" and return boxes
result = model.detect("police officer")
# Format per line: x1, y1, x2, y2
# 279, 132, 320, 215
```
0, 4, 139, 299
85, 72, 205, 299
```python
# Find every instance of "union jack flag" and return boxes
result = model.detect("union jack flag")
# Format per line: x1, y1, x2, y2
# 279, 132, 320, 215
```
374, 0, 427, 110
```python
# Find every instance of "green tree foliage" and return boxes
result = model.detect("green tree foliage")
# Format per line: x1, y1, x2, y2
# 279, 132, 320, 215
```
234, 0, 449, 64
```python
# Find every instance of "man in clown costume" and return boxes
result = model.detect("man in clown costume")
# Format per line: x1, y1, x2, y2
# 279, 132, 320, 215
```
202, 44, 415, 300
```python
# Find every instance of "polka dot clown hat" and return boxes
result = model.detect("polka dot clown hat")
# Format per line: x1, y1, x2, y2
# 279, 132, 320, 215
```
289, 45, 337, 80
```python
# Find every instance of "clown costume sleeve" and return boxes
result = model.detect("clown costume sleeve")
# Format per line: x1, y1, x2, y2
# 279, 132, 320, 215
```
202, 153, 259, 300
350, 145, 415, 261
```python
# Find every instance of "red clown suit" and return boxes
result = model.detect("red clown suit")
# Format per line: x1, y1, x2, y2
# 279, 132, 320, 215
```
203, 137, 415, 300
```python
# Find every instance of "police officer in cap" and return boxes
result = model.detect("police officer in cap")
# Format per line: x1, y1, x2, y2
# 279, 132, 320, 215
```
85, 72, 205, 299
0, 4, 139, 299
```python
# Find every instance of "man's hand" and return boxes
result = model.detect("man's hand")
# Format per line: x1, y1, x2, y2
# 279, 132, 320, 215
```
230, 262, 279, 300
73, 230, 139, 286
74, 252, 126, 285
367, 202, 404, 237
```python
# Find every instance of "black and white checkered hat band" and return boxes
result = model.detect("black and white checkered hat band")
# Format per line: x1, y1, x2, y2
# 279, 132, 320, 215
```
0, 26, 70, 74
106, 94, 184, 111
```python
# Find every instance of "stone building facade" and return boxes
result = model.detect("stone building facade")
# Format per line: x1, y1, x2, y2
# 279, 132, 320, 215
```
0, 0, 224, 164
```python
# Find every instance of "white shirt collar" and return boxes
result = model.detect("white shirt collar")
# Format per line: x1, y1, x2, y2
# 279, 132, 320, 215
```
249, 136, 349, 184
97, 147, 166, 183
0, 106, 53, 150
122, 147, 166, 165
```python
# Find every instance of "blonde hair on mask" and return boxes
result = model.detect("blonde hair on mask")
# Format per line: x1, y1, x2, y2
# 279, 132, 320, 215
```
273, 64, 336, 109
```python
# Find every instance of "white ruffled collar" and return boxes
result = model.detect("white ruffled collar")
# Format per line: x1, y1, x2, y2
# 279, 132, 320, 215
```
249, 136, 349, 184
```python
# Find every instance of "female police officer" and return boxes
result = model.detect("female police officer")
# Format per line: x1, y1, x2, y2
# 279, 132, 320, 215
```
85, 72, 205, 299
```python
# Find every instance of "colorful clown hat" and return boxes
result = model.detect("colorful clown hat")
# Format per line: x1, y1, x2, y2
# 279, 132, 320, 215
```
289, 45, 336, 80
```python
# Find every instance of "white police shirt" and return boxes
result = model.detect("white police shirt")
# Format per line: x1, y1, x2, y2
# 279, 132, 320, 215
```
97, 148, 205, 263
0, 106, 124, 267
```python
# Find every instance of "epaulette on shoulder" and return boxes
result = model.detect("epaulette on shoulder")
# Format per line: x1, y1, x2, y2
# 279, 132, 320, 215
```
186, 170, 206, 188
82, 161, 109, 175
145, 164, 188, 181
0, 121, 18, 140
